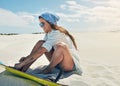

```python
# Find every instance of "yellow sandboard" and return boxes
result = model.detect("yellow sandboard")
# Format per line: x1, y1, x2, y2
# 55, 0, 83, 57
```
0, 62, 61, 86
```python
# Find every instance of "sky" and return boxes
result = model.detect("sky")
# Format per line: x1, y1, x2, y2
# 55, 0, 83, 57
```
0, 0, 120, 34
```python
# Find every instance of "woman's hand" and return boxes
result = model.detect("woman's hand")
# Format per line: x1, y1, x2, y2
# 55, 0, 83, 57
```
19, 55, 30, 62
19, 57, 26, 62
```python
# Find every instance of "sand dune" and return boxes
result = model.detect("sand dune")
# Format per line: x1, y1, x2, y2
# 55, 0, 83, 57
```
0, 32, 120, 86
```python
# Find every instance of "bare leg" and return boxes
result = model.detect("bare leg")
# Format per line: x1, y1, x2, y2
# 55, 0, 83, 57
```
41, 42, 74, 74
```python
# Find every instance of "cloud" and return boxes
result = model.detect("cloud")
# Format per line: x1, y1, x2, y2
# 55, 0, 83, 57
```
60, 1, 87, 13
59, 1, 87, 22
56, 12, 80, 22
59, 0, 120, 31
17, 12, 37, 25
87, 0, 120, 31
0, 8, 36, 27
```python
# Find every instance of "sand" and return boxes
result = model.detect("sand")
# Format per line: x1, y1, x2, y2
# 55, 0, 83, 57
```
0, 32, 120, 86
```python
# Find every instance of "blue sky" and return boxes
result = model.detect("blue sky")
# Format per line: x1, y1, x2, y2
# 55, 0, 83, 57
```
0, 0, 120, 33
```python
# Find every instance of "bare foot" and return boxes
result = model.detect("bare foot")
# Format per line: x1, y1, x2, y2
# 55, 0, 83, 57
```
14, 63, 23, 70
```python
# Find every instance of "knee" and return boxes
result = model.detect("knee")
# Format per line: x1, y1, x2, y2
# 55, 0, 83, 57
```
56, 42, 68, 50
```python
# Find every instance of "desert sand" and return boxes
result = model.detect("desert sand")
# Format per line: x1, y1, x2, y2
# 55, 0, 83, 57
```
0, 32, 120, 86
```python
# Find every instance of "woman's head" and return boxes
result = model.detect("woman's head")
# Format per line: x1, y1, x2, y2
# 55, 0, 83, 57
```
38, 12, 77, 49
39, 12, 59, 33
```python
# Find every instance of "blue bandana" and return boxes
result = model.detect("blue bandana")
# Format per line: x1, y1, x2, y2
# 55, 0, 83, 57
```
40, 12, 60, 25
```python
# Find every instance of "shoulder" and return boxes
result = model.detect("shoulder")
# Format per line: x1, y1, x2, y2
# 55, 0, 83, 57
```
48, 30, 64, 36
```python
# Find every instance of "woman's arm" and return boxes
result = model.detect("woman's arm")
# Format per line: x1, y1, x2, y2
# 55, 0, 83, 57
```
30, 47, 47, 59
14, 47, 47, 70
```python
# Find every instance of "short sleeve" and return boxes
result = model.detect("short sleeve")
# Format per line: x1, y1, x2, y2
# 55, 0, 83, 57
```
41, 32, 56, 52
42, 40, 53, 52
42, 30, 67, 52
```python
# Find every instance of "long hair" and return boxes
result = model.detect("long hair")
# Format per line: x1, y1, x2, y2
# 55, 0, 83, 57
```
51, 24, 77, 49
39, 16, 77, 49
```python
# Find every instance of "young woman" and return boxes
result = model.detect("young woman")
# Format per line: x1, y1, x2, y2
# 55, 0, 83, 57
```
14, 12, 82, 75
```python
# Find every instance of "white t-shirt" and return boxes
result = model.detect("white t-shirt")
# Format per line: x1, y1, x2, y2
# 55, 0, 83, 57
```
42, 30, 82, 75
42, 30, 75, 52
